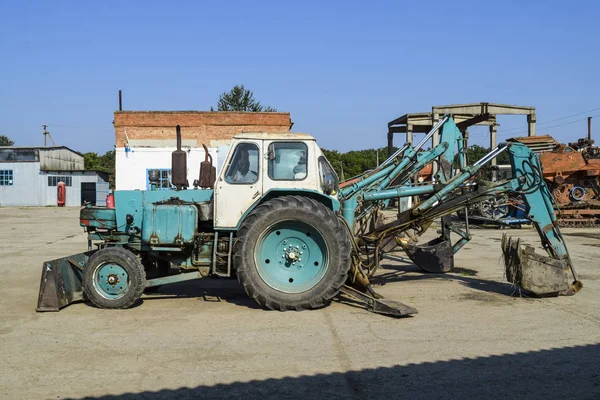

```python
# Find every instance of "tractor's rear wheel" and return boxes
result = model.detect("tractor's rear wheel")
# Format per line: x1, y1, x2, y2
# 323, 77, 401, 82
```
234, 196, 350, 311
83, 247, 146, 309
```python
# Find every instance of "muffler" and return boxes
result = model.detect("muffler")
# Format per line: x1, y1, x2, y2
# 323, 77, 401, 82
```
501, 234, 581, 296
36, 251, 94, 312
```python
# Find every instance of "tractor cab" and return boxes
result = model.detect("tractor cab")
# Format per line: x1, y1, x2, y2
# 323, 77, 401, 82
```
213, 133, 339, 229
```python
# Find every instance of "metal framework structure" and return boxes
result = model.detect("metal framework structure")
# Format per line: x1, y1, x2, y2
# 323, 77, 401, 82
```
387, 102, 537, 175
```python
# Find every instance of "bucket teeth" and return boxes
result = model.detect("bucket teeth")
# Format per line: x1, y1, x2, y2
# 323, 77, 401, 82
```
501, 234, 572, 296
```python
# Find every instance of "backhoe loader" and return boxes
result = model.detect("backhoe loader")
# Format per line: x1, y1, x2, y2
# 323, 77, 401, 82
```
37, 116, 582, 316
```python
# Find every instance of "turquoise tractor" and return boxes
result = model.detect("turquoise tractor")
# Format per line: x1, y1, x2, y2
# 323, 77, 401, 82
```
37, 117, 582, 316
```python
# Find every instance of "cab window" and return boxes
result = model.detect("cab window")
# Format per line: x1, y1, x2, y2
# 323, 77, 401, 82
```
224, 143, 259, 184
268, 142, 308, 180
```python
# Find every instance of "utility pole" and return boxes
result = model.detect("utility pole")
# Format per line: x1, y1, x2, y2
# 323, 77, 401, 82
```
42, 125, 56, 146
338, 161, 345, 181
376, 149, 379, 167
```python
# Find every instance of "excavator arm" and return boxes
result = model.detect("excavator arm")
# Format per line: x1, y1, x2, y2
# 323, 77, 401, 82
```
501, 141, 581, 295
343, 116, 582, 298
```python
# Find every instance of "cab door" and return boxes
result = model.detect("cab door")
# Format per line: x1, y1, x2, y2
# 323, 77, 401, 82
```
214, 140, 263, 229
262, 140, 319, 193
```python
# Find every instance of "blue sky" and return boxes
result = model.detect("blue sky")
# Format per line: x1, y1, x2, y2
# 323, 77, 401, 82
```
1, 0, 598, 154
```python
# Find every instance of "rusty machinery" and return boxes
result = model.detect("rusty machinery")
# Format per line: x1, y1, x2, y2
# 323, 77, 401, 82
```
509, 119, 600, 227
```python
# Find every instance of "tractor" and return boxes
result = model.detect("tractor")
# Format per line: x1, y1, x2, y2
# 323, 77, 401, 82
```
37, 116, 582, 317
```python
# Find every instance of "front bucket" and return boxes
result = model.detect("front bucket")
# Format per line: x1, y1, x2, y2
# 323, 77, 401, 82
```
399, 236, 454, 273
501, 234, 573, 296
36, 251, 95, 312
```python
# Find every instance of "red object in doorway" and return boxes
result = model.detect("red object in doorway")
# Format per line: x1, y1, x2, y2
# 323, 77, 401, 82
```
57, 181, 66, 207
106, 193, 115, 209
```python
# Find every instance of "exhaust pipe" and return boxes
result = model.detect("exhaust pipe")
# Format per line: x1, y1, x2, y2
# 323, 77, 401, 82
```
198, 144, 216, 188
171, 125, 188, 189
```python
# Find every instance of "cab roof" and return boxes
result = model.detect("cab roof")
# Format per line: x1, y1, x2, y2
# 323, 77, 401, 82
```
233, 132, 316, 141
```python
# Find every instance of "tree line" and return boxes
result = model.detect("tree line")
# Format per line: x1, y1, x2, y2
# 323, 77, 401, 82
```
322, 144, 510, 181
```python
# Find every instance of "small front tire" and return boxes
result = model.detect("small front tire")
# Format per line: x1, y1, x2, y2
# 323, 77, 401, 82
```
83, 247, 146, 309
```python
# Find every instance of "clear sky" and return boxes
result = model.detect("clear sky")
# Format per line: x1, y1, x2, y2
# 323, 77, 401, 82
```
1, 0, 598, 154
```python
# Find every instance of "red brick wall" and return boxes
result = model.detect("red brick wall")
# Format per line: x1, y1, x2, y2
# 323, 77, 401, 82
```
114, 111, 292, 147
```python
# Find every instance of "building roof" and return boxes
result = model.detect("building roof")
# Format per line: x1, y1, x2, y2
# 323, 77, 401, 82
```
233, 132, 315, 140
388, 102, 535, 132
0, 146, 84, 157
114, 110, 290, 115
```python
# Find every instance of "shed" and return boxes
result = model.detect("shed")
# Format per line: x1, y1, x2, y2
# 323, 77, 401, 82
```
0, 146, 109, 206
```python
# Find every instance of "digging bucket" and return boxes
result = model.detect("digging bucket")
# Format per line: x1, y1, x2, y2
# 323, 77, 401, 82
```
36, 251, 95, 312
501, 234, 581, 296
398, 236, 455, 273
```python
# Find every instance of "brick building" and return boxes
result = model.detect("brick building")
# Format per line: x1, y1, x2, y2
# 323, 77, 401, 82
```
114, 111, 292, 190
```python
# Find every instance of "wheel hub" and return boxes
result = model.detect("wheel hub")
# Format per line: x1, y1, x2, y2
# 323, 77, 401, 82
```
106, 274, 119, 285
283, 244, 303, 264
257, 222, 329, 293
94, 263, 130, 299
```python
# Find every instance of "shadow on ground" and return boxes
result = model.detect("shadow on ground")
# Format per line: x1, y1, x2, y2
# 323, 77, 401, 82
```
135, 253, 517, 314
141, 278, 264, 310
70, 344, 600, 399
375, 254, 519, 297
142, 279, 383, 315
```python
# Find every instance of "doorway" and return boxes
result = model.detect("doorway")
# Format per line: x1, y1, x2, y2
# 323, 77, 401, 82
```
81, 182, 96, 205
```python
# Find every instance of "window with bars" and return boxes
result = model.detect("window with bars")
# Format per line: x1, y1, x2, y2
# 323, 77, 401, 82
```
47, 176, 72, 186
0, 170, 13, 186
146, 169, 172, 190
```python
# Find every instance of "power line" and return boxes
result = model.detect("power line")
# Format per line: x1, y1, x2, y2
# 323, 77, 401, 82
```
498, 113, 600, 137
536, 106, 600, 126
535, 113, 600, 131
496, 106, 600, 135
46, 124, 84, 129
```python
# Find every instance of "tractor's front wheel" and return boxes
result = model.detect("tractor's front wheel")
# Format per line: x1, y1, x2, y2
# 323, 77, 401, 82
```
83, 247, 146, 309
234, 196, 351, 311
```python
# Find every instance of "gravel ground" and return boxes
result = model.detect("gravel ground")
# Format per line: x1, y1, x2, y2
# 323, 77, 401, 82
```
1, 207, 599, 399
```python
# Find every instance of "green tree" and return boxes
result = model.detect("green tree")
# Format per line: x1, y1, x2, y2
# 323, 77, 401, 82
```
0, 135, 15, 146
215, 85, 277, 112
83, 152, 101, 169
84, 150, 116, 189
463, 144, 509, 166
454, 144, 510, 180
321, 143, 510, 182
322, 147, 397, 179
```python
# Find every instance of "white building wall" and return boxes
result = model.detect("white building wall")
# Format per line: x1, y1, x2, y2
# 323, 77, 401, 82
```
0, 163, 107, 207
116, 146, 230, 190
0, 162, 45, 206
42, 171, 106, 206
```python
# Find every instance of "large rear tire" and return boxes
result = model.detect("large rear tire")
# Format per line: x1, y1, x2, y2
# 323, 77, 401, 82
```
234, 195, 351, 311
83, 247, 146, 309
